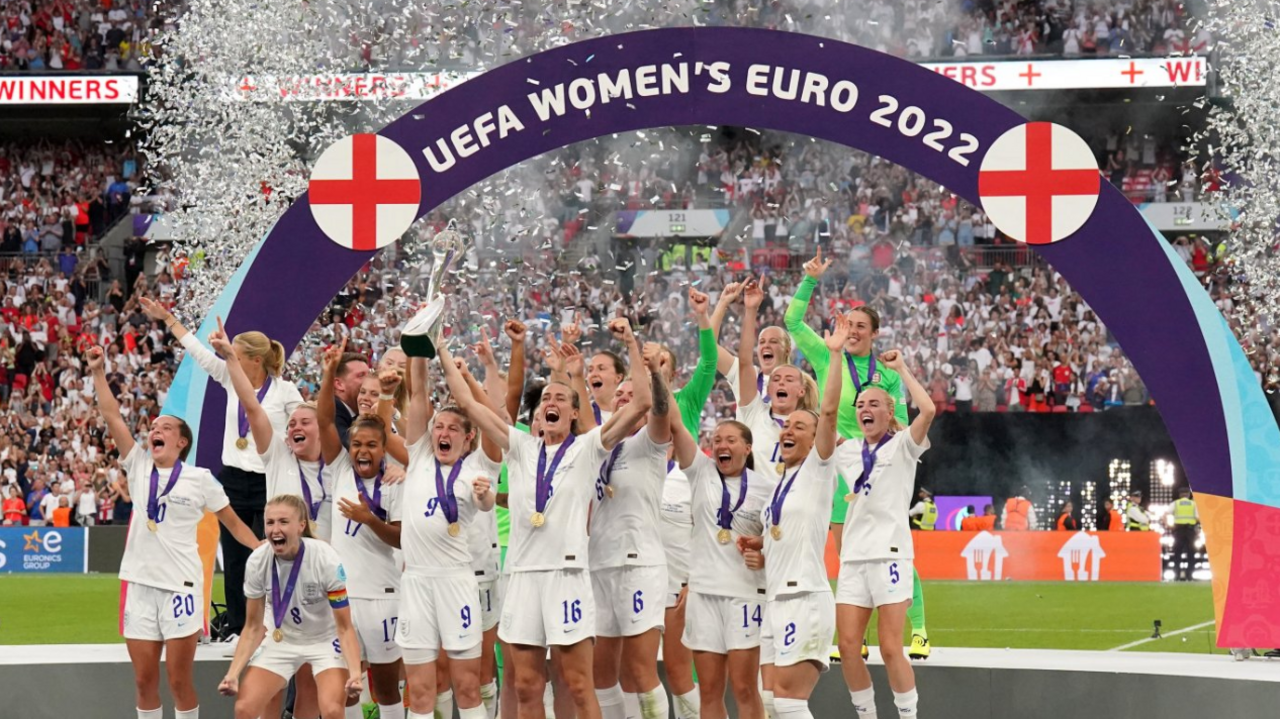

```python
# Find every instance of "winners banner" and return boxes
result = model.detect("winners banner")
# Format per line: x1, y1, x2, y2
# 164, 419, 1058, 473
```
0, 526, 88, 573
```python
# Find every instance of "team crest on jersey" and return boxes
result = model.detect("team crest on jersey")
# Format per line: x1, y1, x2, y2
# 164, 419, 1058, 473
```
302, 582, 323, 605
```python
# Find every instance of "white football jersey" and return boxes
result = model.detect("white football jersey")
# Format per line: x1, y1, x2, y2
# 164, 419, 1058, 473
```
659, 462, 693, 584
118, 445, 230, 594
244, 538, 348, 645
262, 438, 332, 542
504, 426, 608, 573
401, 436, 501, 577
836, 432, 929, 562
327, 450, 403, 598
724, 357, 770, 405
738, 396, 789, 488
684, 452, 773, 600
589, 425, 671, 570
761, 446, 837, 600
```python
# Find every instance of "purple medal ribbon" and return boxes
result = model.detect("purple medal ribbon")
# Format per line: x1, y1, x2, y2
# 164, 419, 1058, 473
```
667, 459, 675, 474
271, 541, 306, 635
592, 401, 603, 424
769, 459, 804, 530
845, 352, 876, 403
758, 371, 770, 405
237, 377, 273, 441
435, 453, 469, 526
599, 442, 623, 492
852, 434, 893, 495
355, 463, 386, 521
536, 434, 576, 514
717, 469, 749, 531
147, 461, 183, 524
298, 458, 326, 521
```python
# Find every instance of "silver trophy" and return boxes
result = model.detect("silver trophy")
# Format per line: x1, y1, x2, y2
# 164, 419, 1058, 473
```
401, 223, 468, 359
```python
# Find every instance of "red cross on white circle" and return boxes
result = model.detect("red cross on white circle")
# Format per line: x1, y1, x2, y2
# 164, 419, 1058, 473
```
977, 122, 1100, 245
309, 134, 421, 251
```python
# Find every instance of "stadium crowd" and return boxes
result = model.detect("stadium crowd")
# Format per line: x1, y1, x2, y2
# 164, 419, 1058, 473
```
0, 0, 155, 71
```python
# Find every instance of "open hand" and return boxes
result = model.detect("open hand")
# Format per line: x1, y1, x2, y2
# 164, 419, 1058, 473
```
338, 495, 378, 525
825, 314, 852, 353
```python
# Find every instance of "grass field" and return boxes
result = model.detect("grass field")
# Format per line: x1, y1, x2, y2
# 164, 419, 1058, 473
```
0, 575, 1219, 654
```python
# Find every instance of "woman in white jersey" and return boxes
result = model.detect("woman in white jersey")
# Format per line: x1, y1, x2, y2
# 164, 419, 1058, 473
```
438, 318, 651, 719
88, 346, 259, 719
219, 494, 363, 719
833, 350, 935, 719
735, 278, 819, 715
671, 412, 772, 719
741, 316, 850, 719
577, 344, 670, 719
397, 350, 503, 719
139, 298, 305, 642
316, 341, 407, 719
711, 280, 792, 407
658, 445, 700, 719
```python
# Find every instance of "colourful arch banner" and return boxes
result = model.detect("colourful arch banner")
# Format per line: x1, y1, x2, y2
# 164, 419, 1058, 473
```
162, 28, 1280, 647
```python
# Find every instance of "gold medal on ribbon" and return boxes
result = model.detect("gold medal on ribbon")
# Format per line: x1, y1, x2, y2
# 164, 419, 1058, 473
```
146, 519, 158, 533
236, 437, 249, 450
717, 528, 732, 544
775, 462, 785, 476
604, 485, 615, 498
844, 493, 856, 502
448, 522, 461, 537
771, 525, 783, 541
272, 628, 284, 642
531, 512, 546, 528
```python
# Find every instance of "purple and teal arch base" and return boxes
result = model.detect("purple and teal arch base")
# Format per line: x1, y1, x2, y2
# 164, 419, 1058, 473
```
162, 28, 1280, 646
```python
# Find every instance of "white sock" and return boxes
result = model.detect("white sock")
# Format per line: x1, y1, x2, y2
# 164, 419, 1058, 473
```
436, 688, 455, 719
893, 688, 918, 717
175, 709, 199, 719
458, 705, 488, 719
345, 704, 365, 719
674, 687, 701, 719
543, 681, 557, 719
409, 712, 433, 719
774, 697, 813, 719
596, 684, 626, 719
624, 691, 643, 719
479, 680, 498, 719
137, 709, 162, 719
638, 686, 671, 719
851, 687, 878, 718
762, 689, 778, 719
379, 702, 406, 719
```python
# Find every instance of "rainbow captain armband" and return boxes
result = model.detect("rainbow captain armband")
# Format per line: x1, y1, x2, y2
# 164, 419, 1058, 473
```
327, 588, 349, 609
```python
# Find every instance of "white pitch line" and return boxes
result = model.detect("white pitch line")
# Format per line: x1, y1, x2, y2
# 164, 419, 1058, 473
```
1108, 620, 1216, 651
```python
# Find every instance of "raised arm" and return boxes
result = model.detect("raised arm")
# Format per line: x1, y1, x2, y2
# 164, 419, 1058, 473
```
503, 319, 527, 422
140, 296, 230, 384
785, 249, 834, 378
369, 369, 409, 466
599, 319, 651, 450
647, 355, 673, 445
738, 277, 764, 406
87, 347, 134, 458
674, 286, 719, 438
667, 375, 698, 469
711, 281, 744, 375
316, 340, 347, 465
438, 342, 511, 452
407, 356, 431, 447
882, 349, 936, 447
474, 327, 511, 423
211, 318, 274, 455
817, 315, 851, 460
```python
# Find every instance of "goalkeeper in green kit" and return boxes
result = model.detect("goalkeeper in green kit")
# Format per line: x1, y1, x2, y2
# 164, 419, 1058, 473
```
785, 248, 932, 660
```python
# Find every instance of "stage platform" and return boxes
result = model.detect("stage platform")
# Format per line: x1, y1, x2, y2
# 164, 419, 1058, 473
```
2, 643, 1276, 718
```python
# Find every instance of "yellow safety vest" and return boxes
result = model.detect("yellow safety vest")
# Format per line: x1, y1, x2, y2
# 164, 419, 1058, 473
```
1127, 508, 1150, 531
1173, 498, 1198, 525
913, 500, 938, 530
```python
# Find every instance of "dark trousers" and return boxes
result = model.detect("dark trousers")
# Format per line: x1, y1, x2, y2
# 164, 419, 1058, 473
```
218, 465, 267, 636
1172, 524, 1197, 581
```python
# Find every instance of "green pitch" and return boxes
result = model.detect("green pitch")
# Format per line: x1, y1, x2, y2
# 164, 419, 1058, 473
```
0, 575, 1217, 654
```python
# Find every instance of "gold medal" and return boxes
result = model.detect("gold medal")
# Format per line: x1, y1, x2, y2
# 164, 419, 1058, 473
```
771, 525, 783, 541
844, 493, 856, 503
272, 628, 284, 642
604, 485, 615, 498
775, 462, 785, 476
146, 519, 158, 533
448, 522, 461, 537
236, 437, 249, 450
531, 511, 546, 528
717, 528, 732, 544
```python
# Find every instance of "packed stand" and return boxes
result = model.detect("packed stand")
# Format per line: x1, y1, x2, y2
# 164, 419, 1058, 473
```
0, 0, 160, 71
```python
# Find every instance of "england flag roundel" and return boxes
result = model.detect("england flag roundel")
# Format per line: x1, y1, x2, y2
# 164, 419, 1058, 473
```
308, 133, 421, 251
977, 122, 1100, 245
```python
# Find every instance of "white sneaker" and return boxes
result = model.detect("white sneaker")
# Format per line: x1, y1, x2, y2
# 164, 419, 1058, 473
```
222, 633, 240, 657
